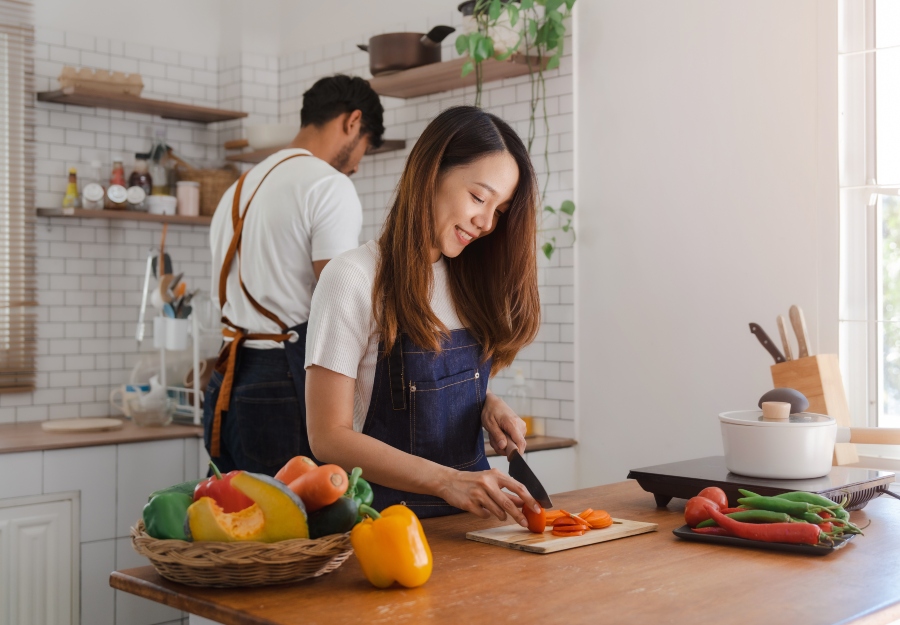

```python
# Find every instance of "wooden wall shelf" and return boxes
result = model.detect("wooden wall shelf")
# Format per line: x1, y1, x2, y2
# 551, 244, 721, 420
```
225, 139, 407, 164
36, 208, 212, 226
368, 54, 546, 99
37, 87, 248, 124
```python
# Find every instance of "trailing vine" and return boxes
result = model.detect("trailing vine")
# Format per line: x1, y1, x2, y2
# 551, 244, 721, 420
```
456, 0, 576, 258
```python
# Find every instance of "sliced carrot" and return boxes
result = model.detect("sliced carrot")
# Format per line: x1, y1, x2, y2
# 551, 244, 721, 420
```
578, 508, 594, 518
552, 529, 585, 537
588, 518, 613, 529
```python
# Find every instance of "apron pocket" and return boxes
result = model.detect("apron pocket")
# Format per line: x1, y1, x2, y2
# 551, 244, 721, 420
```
411, 368, 484, 469
233, 383, 302, 470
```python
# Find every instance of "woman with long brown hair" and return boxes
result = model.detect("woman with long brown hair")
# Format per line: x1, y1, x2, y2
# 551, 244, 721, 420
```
304, 106, 542, 523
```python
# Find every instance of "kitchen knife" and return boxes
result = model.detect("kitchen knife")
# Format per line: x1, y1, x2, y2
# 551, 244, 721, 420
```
749, 323, 786, 363
789, 305, 811, 358
776, 315, 793, 361
508, 447, 553, 509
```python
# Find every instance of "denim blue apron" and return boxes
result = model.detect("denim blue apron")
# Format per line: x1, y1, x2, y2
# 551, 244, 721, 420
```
362, 328, 491, 518
206, 153, 316, 472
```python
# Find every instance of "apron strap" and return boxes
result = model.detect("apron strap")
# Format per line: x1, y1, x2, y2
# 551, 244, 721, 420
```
388, 337, 406, 411
211, 152, 309, 457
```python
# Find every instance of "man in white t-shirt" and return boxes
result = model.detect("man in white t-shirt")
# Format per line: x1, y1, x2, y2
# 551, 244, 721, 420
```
204, 75, 384, 475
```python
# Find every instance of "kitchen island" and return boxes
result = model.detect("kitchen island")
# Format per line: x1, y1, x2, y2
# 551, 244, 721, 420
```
110, 479, 900, 625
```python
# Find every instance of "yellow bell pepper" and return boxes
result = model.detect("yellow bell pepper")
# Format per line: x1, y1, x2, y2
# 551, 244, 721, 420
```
350, 504, 433, 588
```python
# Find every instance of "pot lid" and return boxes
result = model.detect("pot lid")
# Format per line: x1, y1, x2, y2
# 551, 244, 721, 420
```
719, 410, 835, 427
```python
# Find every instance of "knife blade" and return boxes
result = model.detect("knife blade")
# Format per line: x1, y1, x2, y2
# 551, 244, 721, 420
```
749, 323, 786, 364
789, 305, 811, 358
508, 447, 553, 509
776, 315, 793, 361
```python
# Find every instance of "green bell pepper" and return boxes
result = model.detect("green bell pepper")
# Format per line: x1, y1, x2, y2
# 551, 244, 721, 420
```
148, 479, 201, 502
143, 492, 193, 540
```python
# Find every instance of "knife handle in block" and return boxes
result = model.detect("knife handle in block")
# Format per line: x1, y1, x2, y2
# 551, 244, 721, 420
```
789, 305, 811, 358
777, 315, 793, 361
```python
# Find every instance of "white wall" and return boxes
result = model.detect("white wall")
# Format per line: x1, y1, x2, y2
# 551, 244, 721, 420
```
34, 0, 223, 56
574, 1, 839, 486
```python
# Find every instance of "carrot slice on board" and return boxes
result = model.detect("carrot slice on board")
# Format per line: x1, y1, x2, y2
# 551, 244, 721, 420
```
578, 508, 594, 518
552, 529, 586, 537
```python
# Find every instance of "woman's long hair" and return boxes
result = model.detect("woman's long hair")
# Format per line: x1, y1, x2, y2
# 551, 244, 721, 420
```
373, 106, 540, 373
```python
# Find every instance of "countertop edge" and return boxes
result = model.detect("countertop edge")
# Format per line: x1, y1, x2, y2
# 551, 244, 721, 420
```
0, 418, 203, 455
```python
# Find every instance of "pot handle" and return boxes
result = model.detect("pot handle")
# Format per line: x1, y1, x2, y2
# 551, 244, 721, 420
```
839, 427, 900, 445
357, 44, 368, 52
421, 25, 456, 46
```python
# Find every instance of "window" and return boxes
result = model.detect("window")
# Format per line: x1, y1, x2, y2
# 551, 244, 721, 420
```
838, 0, 900, 435
0, 0, 35, 393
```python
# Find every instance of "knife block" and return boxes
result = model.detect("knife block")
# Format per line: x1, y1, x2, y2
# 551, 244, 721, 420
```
770, 354, 858, 465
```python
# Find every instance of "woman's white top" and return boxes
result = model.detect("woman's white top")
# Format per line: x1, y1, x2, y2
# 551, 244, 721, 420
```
305, 240, 464, 431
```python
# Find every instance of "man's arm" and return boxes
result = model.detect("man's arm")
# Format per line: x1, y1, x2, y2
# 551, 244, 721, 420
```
313, 259, 329, 281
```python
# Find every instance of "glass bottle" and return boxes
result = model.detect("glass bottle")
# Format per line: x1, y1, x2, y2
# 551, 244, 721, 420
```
504, 369, 535, 437
105, 157, 128, 210
81, 160, 105, 209
62, 168, 80, 210
149, 129, 170, 196
127, 153, 152, 211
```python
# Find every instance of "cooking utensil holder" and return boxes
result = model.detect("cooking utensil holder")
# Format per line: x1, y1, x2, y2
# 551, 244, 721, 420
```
770, 354, 858, 465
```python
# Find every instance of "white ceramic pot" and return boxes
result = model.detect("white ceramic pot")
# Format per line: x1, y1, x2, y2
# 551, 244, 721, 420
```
246, 123, 297, 150
719, 410, 837, 479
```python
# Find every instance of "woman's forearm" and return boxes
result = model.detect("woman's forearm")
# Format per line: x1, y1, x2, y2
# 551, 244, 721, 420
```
305, 365, 454, 498
311, 424, 454, 497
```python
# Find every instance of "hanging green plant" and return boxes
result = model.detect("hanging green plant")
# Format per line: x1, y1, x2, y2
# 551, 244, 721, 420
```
456, 0, 576, 259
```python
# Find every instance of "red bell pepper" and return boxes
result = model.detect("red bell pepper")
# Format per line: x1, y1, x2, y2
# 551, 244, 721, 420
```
193, 461, 254, 513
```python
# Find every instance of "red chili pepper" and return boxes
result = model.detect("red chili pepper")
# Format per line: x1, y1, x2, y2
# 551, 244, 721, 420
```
193, 461, 254, 513
720, 507, 746, 515
706, 505, 822, 545
691, 526, 734, 537
818, 522, 834, 533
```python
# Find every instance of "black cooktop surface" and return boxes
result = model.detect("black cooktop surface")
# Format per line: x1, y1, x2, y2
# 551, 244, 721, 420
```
627, 456, 897, 510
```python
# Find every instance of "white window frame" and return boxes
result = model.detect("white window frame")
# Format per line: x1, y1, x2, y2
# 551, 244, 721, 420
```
837, 0, 900, 460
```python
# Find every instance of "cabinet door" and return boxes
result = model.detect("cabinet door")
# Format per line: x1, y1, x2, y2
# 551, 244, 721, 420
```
0, 496, 76, 625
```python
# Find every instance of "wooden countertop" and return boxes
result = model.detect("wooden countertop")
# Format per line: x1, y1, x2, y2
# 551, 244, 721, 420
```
109, 480, 900, 625
0, 418, 202, 454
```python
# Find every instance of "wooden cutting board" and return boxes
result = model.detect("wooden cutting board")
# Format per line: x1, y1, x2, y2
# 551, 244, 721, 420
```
466, 518, 658, 554
41, 418, 125, 433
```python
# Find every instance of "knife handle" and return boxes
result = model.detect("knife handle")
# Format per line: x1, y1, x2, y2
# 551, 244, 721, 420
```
776, 315, 793, 361
789, 305, 811, 358
749, 323, 786, 364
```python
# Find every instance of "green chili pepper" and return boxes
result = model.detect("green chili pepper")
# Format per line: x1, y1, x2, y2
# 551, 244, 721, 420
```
774, 491, 851, 521
695, 509, 795, 528
737, 493, 829, 517
142, 492, 192, 540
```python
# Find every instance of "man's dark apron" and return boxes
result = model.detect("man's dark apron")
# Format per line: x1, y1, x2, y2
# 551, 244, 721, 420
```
208, 153, 313, 462
362, 328, 492, 518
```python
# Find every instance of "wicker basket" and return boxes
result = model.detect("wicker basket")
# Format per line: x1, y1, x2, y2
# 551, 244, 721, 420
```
131, 520, 353, 587
175, 165, 239, 217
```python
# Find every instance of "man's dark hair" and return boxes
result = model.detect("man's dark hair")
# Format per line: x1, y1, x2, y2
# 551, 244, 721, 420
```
300, 75, 385, 148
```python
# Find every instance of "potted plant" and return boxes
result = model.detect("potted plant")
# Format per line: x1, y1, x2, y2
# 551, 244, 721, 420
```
455, 0, 576, 258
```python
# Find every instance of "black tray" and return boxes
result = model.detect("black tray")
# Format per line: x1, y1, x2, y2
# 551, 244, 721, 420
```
672, 524, 856, 556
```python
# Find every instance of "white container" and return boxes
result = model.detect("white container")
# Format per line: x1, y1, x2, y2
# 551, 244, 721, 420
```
147, 195, 177, 215
176, 181, 200, 216
153, 316, 190, 351
719, 410, 837, 479
246, 123, 296, 149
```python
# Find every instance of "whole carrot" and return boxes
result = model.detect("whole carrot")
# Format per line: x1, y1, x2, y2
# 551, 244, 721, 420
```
288, 464, 348, 512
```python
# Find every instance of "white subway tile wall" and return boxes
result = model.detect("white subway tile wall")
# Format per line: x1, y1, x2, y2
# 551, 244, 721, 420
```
16, 20, 573, 439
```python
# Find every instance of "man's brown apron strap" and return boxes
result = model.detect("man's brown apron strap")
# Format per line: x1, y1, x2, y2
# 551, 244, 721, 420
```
210, 152, 309, 457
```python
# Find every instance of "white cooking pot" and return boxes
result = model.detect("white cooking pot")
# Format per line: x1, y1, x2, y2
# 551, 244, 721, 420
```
719, 410, 900, 479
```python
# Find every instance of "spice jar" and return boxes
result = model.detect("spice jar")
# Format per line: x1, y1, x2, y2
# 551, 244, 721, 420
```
105, 158, 128, 210
176, 181, 200, 216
